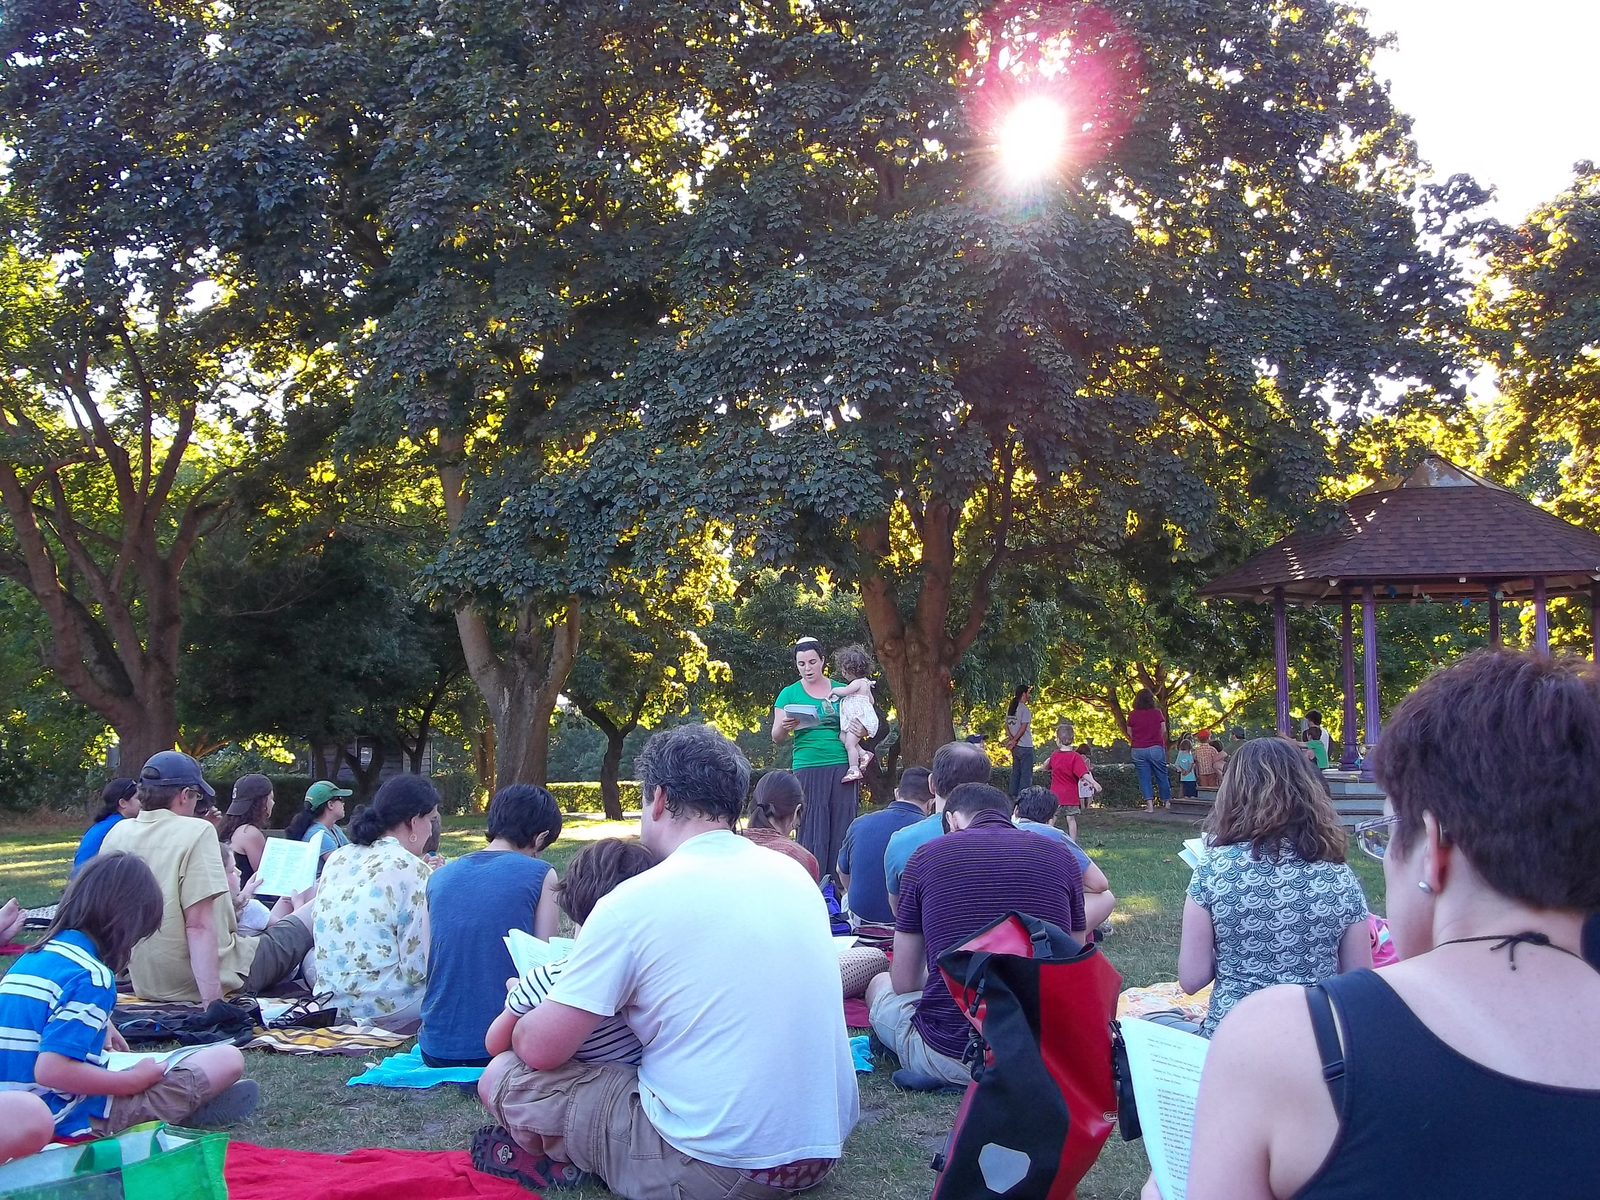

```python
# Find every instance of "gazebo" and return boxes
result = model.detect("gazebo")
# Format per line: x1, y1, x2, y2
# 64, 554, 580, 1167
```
1199, 455, 1600, 768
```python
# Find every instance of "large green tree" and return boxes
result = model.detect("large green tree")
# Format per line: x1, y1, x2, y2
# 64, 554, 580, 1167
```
184, 0, 741, 784
620, 0, 1485, 763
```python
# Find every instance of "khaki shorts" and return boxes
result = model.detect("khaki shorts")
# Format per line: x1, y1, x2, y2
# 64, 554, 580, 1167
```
243, 916, 313, 993
868, 989, 970, 1087
90, 1060, 212, 1135
485, 1059, 827, 1200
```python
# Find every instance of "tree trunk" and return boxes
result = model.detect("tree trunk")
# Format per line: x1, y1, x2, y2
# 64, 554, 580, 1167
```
471, 722, 496, 795
342, 740, 386, 797
598, 730, 627, 821
438, 433, 581, 788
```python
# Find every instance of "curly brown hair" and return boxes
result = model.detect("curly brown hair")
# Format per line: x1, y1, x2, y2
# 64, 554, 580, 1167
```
555, 838, 657, 925
1204, 737, 1347, 863
832, 644, 872, 681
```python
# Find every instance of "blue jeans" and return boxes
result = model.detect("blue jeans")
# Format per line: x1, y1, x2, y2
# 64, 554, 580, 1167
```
1009, 746, 1034, 796
1131, 745, 1171, 804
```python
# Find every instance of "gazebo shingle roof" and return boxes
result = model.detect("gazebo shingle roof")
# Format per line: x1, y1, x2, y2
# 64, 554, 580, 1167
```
1200, 455, 1600, 604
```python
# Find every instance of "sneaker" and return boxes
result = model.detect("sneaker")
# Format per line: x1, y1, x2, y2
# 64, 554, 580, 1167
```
184, 1080, 260, 1127
840, 769, 863, 783
470, 1125, 591, 1191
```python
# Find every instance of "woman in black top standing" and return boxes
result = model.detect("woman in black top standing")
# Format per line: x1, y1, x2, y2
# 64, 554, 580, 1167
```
1155, 650, 1600, 1200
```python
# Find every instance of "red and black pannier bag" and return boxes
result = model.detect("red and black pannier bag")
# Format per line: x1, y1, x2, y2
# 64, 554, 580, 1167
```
929, 912, 1123, 1200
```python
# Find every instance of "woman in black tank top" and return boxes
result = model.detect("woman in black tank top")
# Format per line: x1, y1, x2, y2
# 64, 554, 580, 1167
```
1157, 651, 1600, 1200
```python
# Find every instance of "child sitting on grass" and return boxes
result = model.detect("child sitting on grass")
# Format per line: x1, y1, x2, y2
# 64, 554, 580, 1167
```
0, 853, 258, 1152
485, 838, 657, 1064
829, 644, 881, 783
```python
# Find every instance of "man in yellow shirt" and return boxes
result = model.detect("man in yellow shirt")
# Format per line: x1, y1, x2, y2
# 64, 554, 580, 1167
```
102, 752, 314, 1003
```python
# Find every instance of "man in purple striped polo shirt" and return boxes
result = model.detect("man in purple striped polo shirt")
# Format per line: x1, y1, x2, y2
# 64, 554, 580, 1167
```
866, 782, 1086, 1088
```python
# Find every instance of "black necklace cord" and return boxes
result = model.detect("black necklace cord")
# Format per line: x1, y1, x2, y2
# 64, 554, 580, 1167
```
1433, 931, 1584, 970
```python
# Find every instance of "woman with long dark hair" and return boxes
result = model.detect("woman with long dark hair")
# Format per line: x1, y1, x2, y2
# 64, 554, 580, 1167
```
218, 775, 273, 888
1004, 684, 1035, 797
741, 770, 820, 882
71, 778, 139, 877
310, 775, 440, 1031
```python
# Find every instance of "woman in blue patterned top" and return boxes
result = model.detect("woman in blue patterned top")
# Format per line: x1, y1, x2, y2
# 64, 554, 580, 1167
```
0, 853, 257, 1147
1179, 737, 1371, 1037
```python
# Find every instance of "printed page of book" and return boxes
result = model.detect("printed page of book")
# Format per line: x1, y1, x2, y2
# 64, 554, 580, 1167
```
1120, 1016, 1210, 1200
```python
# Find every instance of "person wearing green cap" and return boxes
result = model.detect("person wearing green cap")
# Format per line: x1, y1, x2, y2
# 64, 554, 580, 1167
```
286, 780, 353, 874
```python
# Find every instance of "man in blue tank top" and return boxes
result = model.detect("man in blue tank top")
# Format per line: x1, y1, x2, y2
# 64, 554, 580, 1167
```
418, 785, 564, 1067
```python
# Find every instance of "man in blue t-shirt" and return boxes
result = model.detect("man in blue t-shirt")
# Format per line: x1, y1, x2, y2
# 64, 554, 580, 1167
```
418, 785, 564, 1067
1012, 786, 1118, 931
836, 768, 933, 926
884, 742, 994, 916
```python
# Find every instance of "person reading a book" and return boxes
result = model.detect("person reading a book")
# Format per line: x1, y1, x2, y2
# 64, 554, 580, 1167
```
0, 853, 259, 1145
771, 636, 866, 882
883, 741, 994, 916
483, 837, 656, 1069
472, 723, 858, 1198
1162, 650, 1600, 1200
100, 751, 314, 1004
285, 780, 354, 875
1179, 737, 1370, 1037
868, 782, 1086, 1090
419, 784, 564, 1067
311, 774, 439, 1032
217, 774, 273, 891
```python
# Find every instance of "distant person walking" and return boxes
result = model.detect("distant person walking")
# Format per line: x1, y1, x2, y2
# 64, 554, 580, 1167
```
1004, 685, 1035, 796
772, 637, 863, 880
1128, 689, 1171, 812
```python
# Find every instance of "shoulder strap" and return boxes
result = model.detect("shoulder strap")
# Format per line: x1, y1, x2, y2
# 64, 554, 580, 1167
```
1304, 982, 1347, 1116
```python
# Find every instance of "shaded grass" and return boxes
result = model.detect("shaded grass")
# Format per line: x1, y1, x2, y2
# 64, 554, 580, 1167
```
1, 809, 1385, 1200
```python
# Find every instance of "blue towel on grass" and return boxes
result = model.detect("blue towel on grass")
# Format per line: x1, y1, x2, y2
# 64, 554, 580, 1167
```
850, 1034, 873, 1073
346, 1044, 485, 1089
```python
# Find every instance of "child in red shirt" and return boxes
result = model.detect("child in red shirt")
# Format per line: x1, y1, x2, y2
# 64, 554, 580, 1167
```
1048, 721, 1095, 840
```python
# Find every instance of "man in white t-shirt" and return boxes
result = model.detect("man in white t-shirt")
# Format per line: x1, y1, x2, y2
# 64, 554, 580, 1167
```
473, 724, 859, 1198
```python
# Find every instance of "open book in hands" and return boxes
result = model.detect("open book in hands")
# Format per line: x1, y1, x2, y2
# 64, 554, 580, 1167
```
1120, 1017, 1209, 1200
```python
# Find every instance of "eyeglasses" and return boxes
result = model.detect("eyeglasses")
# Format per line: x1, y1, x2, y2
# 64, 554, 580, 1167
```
1353, 814, 1400, 861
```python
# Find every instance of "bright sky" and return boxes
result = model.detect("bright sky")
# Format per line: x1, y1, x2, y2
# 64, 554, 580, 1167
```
1357, 0, 1599, 223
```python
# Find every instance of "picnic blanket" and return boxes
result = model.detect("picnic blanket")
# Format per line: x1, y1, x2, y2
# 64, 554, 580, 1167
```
843, 997, 870, 1027
244, 1024, 413, 1056
226, 1143, 534, 1200
348, 1044, 485, 1089
0, 942, 27, 956
1116, 981, 1212, 1023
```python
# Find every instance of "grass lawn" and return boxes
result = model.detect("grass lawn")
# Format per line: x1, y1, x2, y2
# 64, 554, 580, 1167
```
0, 808, 1386, 1199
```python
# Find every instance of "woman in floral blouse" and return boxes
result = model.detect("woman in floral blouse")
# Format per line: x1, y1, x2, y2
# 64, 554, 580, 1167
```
311, 775, 441, 1032
1179, 736, 1372, 1037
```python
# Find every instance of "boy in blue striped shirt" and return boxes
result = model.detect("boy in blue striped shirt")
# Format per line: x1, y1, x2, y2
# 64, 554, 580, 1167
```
0, 854, 256, 1147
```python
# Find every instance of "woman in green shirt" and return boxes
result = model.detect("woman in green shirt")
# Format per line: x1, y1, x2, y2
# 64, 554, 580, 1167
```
771, 637, 862, 883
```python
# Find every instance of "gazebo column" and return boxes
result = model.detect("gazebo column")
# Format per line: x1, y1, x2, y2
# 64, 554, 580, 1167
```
1592, 581, 1599, 662
1361, 585, 1381, 759
1340, 598, 1359, 768
1273, 588, 1291, 737
1533, 577, 1549, 652
1488, 587, 1502, 648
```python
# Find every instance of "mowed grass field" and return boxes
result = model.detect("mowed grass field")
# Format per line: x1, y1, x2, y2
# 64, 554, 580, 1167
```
0, 808, 1386, 1199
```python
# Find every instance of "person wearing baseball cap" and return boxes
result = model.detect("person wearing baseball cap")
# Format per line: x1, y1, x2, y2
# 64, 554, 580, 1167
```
220, 775, 275, 890
286, 780, 353, 873
101, 751, 314, 1004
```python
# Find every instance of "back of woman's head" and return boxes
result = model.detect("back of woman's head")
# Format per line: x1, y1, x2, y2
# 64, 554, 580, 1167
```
556, 838, 656, 925
1009, 684, 1031, 715
93, 778, 137, 822
1206, 736, 1347, 863
747, 769, 805, 830
349, 775, 440, 845
34, 852, 162, 972
284, 804, 317, 842
1374, 649, 1600, 911
487, 784, 562, 850
1133, 689, 1156, 710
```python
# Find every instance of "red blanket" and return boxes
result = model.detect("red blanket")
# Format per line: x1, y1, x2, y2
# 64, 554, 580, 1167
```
226, 1142, 538, 1200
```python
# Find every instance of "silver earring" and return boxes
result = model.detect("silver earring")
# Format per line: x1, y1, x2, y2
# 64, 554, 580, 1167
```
1417, 881, 1434, 894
